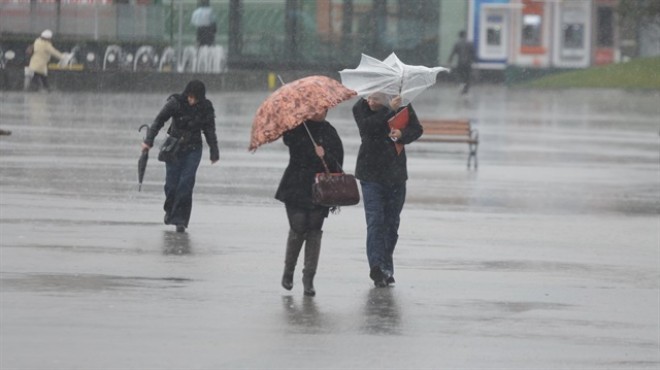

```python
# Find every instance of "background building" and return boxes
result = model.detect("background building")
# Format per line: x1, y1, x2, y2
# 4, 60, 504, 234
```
1, 0, 658, 90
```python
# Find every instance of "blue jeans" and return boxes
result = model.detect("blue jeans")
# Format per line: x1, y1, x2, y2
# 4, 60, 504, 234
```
164, 148, 202, 227
360, 181, 406, 277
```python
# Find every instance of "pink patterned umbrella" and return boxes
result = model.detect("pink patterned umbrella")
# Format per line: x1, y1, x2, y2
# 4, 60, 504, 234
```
249, 75, 356, 151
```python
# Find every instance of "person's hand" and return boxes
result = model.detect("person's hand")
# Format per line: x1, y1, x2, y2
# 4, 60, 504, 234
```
315, 145, 325, 158
141, 142, 151, 151
389, 129, 402, 141
389, 95, 402, 111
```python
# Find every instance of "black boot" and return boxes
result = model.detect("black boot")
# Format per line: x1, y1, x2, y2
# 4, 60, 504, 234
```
370, 266, 388, 288
302, 230, 322, 297
282, 230, 305, 291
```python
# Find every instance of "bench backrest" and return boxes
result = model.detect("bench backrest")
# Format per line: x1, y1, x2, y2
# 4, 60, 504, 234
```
421, 119, 472, 136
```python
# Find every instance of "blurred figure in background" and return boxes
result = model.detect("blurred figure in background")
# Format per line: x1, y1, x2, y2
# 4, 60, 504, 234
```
26, 29, 65, 92
191, 0, 217, 47
448, 30, 476, 95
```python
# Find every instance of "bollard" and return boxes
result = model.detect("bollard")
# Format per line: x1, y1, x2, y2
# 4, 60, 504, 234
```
268, 72, 276, 91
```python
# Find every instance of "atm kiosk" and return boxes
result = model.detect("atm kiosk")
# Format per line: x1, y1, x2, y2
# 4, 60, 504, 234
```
552, 0, 592, 68
469, 0, 512, 70
510, 0, 551, 68
592, 0, 618, 65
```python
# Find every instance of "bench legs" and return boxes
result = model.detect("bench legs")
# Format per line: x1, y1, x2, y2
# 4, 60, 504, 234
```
467, 142, 478, 170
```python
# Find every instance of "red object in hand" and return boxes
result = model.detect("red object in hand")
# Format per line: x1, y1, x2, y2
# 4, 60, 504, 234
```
388, 106, 409, 154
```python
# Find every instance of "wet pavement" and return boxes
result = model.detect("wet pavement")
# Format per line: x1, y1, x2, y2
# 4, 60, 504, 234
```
1, 86, 659, 369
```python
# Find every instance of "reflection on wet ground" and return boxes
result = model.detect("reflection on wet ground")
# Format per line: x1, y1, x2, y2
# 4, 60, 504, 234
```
162, 230, 192, 255
361, 288, 401, 336
282, 295, 327, 333
404, 258, 659, 288
1, 87, 658, 368
1, 272, 193, 292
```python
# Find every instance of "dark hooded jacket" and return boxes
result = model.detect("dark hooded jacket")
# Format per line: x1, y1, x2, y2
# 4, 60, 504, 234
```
353, 98, 423, 186
144, 92, 219, 161
275, 120, 344, 210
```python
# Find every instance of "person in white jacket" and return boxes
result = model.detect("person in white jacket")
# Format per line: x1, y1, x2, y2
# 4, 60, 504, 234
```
190, 0, 217, 46
27, 29, 64, 92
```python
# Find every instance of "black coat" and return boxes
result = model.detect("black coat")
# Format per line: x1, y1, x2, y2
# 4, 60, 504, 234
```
275, 120, 344, 210
449, 39, 476, 67
353, 98, 423, 186
144, 94, 219, 161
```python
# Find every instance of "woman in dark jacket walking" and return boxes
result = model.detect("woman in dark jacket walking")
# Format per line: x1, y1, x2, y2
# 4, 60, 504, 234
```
141, 80, 219, 232
275, 110, 344, 296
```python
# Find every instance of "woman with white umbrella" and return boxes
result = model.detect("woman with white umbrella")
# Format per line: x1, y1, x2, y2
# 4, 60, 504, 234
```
352, 91, 423, 287
341, 53, 444, 287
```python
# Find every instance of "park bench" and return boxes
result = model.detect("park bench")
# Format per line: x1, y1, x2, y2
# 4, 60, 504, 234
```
418, 119, 479, 169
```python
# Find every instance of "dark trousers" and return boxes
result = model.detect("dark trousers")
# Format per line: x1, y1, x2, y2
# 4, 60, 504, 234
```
196, 24, 216, 46
360, 181, 406, 276
164, 147, 202, 227
456, 63, 472, 94
30, 73, 50, 91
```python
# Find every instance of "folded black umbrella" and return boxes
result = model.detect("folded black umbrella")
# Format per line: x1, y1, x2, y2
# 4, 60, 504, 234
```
138, 124, 149, 192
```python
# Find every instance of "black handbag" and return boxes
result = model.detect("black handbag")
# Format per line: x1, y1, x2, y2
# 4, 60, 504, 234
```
302, 122, 360, 207
312, 171, 360, 207
157, 135, 181, 162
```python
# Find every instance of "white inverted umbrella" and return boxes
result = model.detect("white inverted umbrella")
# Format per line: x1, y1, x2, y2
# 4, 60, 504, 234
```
339, 53, 449, 105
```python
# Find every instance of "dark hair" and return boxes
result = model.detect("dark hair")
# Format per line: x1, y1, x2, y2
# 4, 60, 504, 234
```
459, 30, 466, 38
183, 80, 206, 100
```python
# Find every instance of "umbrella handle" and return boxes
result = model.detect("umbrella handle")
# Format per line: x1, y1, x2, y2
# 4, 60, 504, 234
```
277, 76, 333, 174
138, 124, 149, 141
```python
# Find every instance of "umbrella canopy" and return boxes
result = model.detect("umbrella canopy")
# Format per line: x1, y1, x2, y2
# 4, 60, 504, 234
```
249, 75, 356, 151
137, 124, 149, 192
339, 53, 449, 105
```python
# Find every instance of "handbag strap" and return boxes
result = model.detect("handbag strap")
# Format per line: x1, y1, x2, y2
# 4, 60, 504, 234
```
302, 121, 332, 174
302, 122, 347, 175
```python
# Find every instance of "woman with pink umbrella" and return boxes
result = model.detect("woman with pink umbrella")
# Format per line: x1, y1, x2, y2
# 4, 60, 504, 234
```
250, 76, 356, 296
275, 108, 344, 297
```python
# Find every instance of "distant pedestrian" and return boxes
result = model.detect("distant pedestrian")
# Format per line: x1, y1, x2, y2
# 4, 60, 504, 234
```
448, 30, 475, 95
27, 29, 65, 92
276, 110, 344, 297
352, 92, 423, 287
141, 80, 219, 233
190, 0, 217, 47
